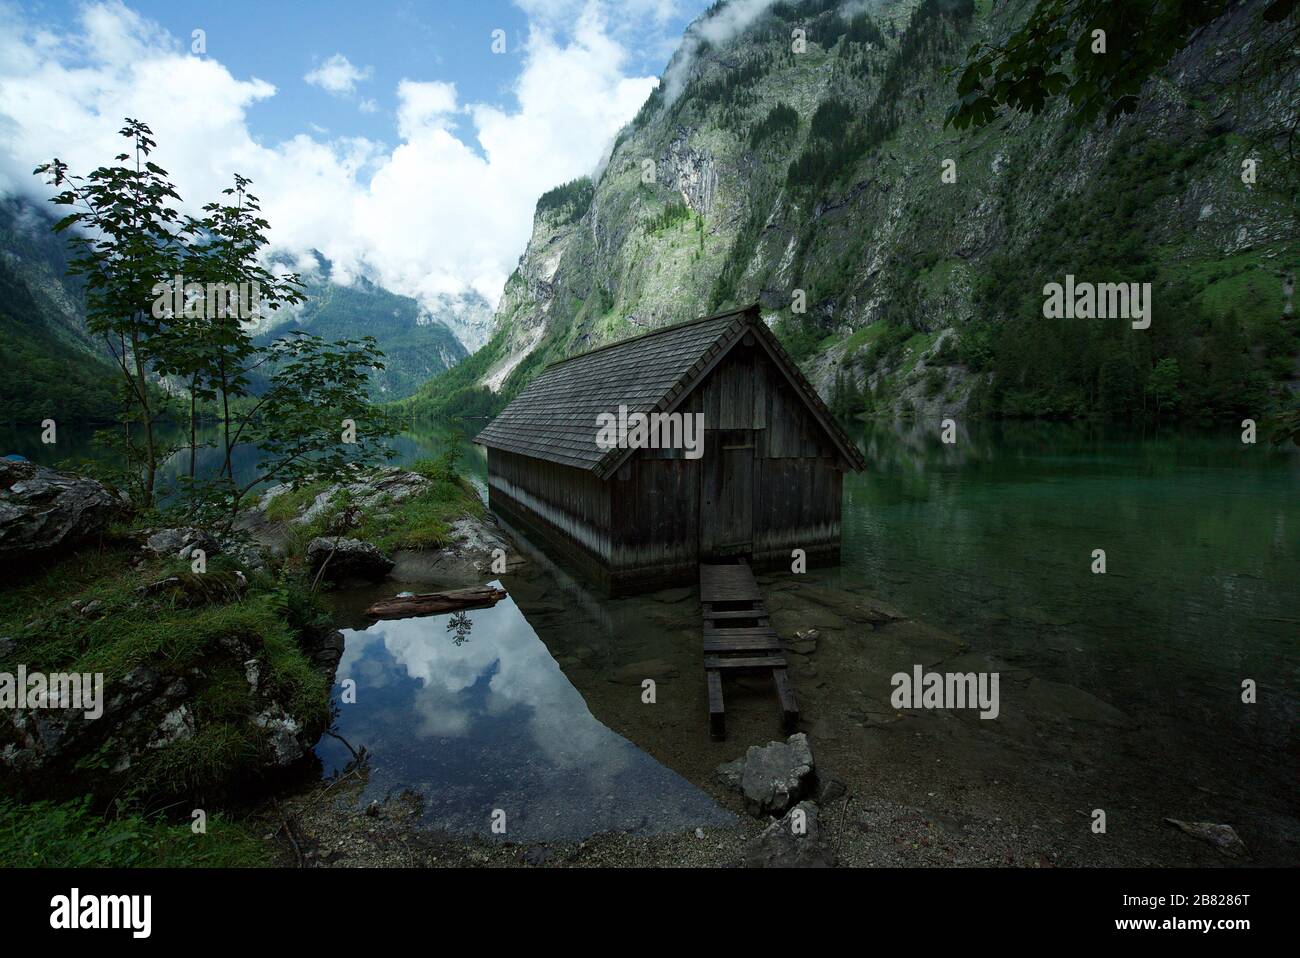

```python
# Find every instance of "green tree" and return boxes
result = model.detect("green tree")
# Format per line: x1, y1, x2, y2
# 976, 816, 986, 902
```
38, 119, 394, 526
1147, 357, 1181, 422
947, 1, 1295, 130
36, 120, 188, 505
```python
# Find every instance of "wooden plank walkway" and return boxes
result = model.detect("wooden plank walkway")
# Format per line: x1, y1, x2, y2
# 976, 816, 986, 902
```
699, 562, 798, 740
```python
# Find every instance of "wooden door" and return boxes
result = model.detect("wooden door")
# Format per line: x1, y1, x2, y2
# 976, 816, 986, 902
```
700, 429, 753, 558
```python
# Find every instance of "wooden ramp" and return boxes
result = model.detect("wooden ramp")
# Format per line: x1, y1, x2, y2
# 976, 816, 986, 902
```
699, 562, 798, 740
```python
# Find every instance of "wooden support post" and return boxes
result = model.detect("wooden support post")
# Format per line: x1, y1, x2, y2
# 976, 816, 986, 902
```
707, 670, 725, 740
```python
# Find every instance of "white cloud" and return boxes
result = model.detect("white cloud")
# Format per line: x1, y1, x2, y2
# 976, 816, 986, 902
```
0, 0, 661, 325
662, 0, 777, 104
395, 80, 458, 138
303, 52, 372, 96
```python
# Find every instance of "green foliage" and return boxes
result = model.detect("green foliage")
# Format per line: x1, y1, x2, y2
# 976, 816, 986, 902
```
536, 176, 595, 225
33, 120, 393, 523
829, 362, 865, 424
1147, 357, 1181, 418
0, 544, 329, 805
0, 289, 118, 425
951, 127, 1293, 425
0, 796, 271, 868
948, 0, 1235, 129
647, 200, 694, 234
749, 102, 800, 148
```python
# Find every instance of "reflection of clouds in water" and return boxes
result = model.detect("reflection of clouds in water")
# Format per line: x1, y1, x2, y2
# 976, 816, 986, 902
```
326, 584, 732, 840
339, 589, 633, 782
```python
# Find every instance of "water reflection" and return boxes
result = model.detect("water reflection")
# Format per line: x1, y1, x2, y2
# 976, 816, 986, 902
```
316, 585, 733, 841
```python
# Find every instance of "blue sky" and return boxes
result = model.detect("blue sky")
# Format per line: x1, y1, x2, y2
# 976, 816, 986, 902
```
66, 0, 704, 151
0, 0, 715, 321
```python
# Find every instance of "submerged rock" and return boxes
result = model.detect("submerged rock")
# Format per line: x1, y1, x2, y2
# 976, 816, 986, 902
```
785, 628, 820, 655
0, 460, 127, 561
1164, 819, 1249, 858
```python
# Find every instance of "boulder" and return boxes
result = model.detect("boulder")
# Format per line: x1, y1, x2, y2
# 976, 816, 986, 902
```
715, 732, 816, 817
135, 570, 249, 606
744, 801, 832, 868
306, 537, 394, 584
0, 460, 127, 561
253, 706, 307, 767
143, 526, 218, 560
714, 757, 745, 792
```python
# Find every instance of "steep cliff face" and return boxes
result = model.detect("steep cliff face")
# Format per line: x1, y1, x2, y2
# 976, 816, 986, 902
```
414, 0, 1296, 425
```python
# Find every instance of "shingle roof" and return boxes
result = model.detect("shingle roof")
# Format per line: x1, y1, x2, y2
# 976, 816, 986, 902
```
474, 304, 866, 478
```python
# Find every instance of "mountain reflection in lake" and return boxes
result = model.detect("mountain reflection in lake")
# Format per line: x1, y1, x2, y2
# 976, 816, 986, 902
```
314, 585, 734, 842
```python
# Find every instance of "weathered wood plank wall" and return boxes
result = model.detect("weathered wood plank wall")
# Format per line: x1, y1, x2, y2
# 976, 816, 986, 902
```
488, 337, 846, 593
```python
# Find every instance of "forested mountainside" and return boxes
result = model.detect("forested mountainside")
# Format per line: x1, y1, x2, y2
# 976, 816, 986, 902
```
408, 0, 1298, 428
255, 251, 469, 400
0, 196, 118, 424
0, 197, 470, 425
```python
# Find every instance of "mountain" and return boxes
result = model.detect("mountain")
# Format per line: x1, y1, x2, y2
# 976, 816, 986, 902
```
0, 196, 470, 426
256, 251, 470, 399
408, 0, 1297, 428
0, 196, 119, 425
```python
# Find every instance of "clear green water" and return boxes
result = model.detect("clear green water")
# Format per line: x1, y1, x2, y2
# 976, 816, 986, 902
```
834, 420, 1298, 756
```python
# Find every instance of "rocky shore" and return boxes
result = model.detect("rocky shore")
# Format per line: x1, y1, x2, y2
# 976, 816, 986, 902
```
0, 462, 500, 829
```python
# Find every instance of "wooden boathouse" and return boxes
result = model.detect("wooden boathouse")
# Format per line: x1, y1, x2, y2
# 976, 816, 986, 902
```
474, 304, 866, 594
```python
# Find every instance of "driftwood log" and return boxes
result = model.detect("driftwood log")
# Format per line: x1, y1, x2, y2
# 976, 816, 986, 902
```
364, 586, 507, 621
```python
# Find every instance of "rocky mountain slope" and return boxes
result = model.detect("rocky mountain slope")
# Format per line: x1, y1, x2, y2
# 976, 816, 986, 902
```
409, 0, 1297, 427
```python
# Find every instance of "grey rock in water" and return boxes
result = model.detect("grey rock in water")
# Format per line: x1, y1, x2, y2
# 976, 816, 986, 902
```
0, 460, 126, 560
300, 627, 346, 677
1164, 819, 1249, 858
306, 537, 394, 584
717, 732, 816, 817
744, 800, 832, 868
785, 628, 819, 655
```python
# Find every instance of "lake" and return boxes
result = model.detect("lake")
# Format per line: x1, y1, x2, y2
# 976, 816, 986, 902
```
6, 418, 1296, 848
